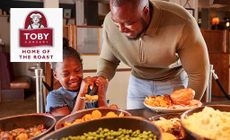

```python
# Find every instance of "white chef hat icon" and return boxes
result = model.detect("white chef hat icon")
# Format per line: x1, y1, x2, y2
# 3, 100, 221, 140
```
30, 13, 42, 19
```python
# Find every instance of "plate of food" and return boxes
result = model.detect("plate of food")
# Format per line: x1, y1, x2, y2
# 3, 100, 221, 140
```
144, 88, 202, 113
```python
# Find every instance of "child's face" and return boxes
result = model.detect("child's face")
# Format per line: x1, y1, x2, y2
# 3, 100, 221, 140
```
54, 57, 83, 91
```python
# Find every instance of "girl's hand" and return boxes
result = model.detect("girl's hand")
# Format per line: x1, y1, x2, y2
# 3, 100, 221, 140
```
73, 76, 97, 112
78, 76, 97, 97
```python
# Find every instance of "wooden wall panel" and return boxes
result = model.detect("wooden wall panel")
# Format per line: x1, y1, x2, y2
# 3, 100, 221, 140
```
201, 29, 229, 53
201, 29, 230, 98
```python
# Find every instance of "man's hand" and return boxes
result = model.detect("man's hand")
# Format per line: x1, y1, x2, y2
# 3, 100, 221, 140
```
95, 76, 109, 107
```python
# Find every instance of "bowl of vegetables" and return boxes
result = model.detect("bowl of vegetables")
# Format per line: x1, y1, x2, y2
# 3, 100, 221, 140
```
55, 108, 132, 130
0, 113, 56, 140
41, 116, 162, 140
149, 113, 186, 139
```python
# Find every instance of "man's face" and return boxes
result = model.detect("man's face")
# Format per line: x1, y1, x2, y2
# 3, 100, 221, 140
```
111, 4, 148, 39
53, 57, 83, 91
32, 16, 40, 24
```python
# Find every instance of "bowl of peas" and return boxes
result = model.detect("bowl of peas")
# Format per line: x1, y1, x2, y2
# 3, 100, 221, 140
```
41, 116, 162, 140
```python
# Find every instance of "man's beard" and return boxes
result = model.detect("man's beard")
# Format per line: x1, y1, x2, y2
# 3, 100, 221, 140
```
127, 18, 148, 40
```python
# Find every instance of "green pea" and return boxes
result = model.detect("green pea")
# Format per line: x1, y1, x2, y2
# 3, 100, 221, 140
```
61, 128, 157, 140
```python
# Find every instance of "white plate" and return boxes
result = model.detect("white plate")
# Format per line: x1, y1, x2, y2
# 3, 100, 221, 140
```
144, 102, 202, 113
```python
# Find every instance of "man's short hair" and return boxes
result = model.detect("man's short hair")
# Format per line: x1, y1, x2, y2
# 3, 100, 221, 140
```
50, 38, 82, 70
110, 0, 149, 13
110, 0, 139, 7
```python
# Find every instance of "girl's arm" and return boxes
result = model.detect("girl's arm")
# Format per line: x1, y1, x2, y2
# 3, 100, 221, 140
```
72, 77, 97, 112
49, 106, 71, 116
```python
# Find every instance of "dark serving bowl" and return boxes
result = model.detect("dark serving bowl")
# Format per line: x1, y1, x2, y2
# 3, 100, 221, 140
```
149, 113, 189, 140
149, 113, 182, 121
41, 116, 162, 140
0, 113, 56, 140
181, 104, 230, 140
55, 107, 132, 130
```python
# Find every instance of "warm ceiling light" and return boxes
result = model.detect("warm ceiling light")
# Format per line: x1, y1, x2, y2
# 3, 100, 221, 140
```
211, 17, 220, 25
226, 22, 230, 27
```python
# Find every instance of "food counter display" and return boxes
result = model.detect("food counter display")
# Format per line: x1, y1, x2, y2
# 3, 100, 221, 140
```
0, 99, 229, 139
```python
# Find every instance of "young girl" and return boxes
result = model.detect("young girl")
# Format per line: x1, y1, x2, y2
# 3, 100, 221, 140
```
46, 45, 108, 116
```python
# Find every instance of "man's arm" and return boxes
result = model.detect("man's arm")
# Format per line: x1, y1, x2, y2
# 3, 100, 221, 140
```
97, 14, 120, 80
178, 19, 210, 100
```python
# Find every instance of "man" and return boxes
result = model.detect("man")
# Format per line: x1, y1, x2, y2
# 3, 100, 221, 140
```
27, 13, 44, 29
97, 0, 209, 109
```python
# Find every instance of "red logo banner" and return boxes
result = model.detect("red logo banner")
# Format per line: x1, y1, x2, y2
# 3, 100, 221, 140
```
19, 28, 53, 47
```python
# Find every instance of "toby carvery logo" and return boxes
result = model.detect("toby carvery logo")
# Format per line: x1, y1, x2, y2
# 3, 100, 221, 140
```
19, 11, 53, 47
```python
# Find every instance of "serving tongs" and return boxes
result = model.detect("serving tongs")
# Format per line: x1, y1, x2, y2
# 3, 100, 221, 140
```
88, 85, 98, 96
